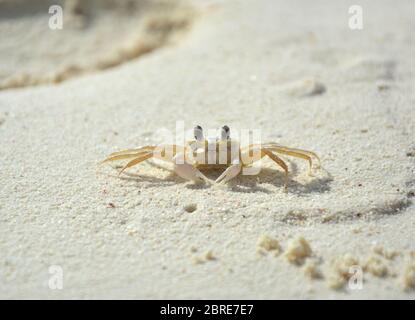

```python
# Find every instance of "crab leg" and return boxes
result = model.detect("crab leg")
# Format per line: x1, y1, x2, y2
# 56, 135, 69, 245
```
262, 143, 320, 166
243, 143, 318, 173
101, 150, 151, 164
118, 153, 154, 175
261, 149, 288, 189
268, 148, 312, 173
107, 145, 157, 157
101, 144, 201, 179
101, 144, 182, 165
240, 146, 289, 188
244, 143, 320, 163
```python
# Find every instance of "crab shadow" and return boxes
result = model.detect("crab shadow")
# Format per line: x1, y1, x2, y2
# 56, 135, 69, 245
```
115, 171, 185, 187
107, 160, 332, 194
106, 162, 208, 189
226, 161, 332, 195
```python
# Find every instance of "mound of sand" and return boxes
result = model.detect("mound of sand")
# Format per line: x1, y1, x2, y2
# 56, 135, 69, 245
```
0, 0, 194, 90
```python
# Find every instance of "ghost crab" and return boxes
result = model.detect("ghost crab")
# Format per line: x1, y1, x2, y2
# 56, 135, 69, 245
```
101, 125, 320, 189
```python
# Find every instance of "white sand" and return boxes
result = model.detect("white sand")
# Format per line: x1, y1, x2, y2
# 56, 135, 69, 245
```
0, 0, 415, 299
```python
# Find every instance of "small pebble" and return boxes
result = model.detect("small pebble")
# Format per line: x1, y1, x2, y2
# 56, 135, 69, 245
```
184, 203, 197, 213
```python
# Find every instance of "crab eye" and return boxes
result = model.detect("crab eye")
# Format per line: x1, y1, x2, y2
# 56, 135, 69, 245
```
194, 125, 204, 141
220, 125, 230, 140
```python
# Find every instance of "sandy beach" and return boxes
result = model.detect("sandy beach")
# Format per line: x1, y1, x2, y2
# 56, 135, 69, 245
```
0, 0, 415, 299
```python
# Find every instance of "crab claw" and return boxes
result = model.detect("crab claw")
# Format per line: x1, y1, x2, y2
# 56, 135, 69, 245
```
215, 163, 242, 184
173, 153, 207, 182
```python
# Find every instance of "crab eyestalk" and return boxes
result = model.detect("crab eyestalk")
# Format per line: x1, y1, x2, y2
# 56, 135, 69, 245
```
194, 125, 204, 141
220, 125, 230, 140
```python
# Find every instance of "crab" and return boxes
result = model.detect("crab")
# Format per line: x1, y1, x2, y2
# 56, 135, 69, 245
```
101, 125, 320, 188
